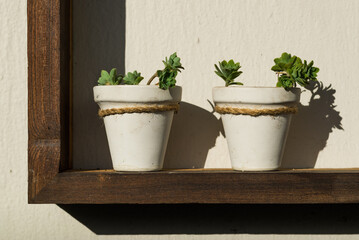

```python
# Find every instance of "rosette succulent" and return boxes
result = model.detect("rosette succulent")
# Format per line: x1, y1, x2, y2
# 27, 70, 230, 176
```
214, 60, 243, 86
271, 52, 319, 90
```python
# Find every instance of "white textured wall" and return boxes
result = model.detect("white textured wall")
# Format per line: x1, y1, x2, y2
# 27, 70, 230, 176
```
126, 0, 359, 169
74, 0, 359, 169
1, 0, 359, 239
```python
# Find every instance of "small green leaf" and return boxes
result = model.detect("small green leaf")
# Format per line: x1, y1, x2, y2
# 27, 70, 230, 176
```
229, 82, 244, 86
214, 59, 243, 86
123, 70, 144, 85
214, 64, 222, 74
271, 65, 282, 71
98, 69, 122, 85
101, 70, 110, 79
109, 68, 117, 85
98, 76, 108, 85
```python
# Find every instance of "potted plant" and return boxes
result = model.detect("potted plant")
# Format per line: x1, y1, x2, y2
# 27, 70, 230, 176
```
212, 53, 319, 171
94, 53, 183, 171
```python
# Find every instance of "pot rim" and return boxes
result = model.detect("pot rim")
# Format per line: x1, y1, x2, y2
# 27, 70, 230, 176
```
94, 84, 181, 88
212, 85, 300, 90
212, 85, 301, 104
94, 85, 182, 103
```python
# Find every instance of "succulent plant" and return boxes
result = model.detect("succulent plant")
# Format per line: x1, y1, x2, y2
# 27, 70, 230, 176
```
98, 68, 123, 85
214, 60, 243, 86
271, 52, 319, 90
123, 71, 144, 85
98, 68, 144, 86
147, 52, 184, 90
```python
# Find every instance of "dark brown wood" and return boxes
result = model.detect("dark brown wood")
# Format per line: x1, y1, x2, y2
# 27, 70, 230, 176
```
31, 169, 359, 204
28, 0, 70, 202
28, 0, 359, 205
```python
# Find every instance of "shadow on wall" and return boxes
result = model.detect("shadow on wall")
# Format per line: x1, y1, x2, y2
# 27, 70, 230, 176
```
282, 81, 343, 168
59, 204, 359, 235
72, 0, 126, 169
164, 102, 224, 169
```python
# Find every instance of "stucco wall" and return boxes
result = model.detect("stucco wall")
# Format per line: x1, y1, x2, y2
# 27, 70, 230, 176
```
125, 0, 359, 169
73, 0, 359, 170
1, 0, 359, 239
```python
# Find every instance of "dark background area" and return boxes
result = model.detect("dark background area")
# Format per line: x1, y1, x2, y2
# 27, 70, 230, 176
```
72, 0, 126, 169
60, 204, 359, 235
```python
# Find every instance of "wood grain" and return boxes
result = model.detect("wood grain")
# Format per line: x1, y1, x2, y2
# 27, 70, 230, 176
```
32, 169, 359, 204
28, 0, 70, 202
28, 0, 359, 205
28, 140, 61, 200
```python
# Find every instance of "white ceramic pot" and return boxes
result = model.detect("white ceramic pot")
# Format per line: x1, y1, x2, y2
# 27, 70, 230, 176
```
213, 86, 301, 171
94, 85, 182, 171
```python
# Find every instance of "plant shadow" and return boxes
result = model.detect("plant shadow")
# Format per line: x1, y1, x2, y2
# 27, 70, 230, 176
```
72, 0, 126, 169
58, 204, 359, 235
164, 101, 224, 168
281, 81, 343, 168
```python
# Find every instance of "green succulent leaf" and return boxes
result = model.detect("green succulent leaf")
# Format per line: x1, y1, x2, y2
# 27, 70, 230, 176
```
123, 71, 144, 85
98, 70, 109, 85
214, 60, 243, 86
228, 82, 244, 86
278, 74, 295, 89
157, 52, 184, 90
98, 68, 123, 85
271, 52, 320, 90
98, 68, 145, 86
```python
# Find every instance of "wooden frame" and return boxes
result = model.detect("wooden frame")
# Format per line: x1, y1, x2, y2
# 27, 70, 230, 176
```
28, 0, 359, 204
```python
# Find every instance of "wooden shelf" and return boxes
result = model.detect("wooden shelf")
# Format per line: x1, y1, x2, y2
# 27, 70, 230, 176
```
30, 168, 359, 204
27, 0, 359, 205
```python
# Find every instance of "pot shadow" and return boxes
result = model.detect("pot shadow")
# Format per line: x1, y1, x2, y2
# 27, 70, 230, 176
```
164, 101, 224, 168
72, 0, 126, 169
58, 204, 359, 235
281, 81, 343, 168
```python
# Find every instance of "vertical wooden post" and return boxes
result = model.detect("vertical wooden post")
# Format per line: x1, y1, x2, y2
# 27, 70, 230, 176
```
28, 0, 70, 202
